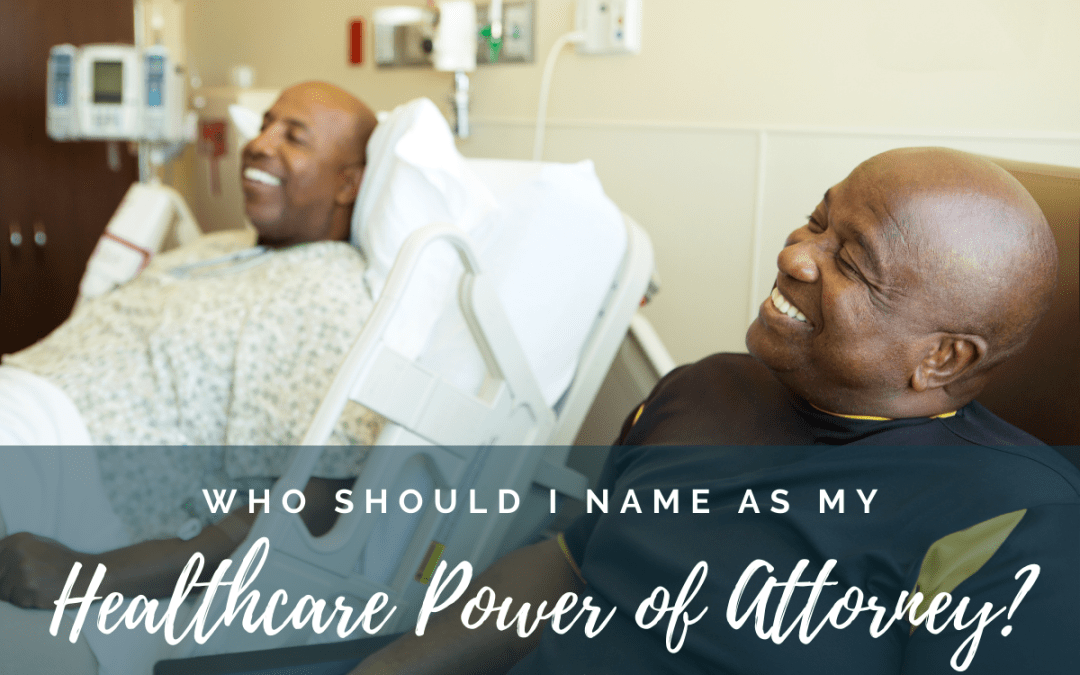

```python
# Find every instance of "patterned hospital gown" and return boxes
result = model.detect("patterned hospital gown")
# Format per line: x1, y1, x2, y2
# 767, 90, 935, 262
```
5, 231, 386, 541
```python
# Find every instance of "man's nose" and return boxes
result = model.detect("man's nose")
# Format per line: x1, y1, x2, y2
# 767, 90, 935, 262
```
777, 234, 820, 284
244, 126, 277, 159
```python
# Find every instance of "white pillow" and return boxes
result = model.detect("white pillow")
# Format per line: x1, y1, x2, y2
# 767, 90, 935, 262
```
353, 98, 497, 360
228, 104, 262, 142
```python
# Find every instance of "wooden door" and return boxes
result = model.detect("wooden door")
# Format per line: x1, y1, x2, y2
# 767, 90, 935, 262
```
0, 0, 140, 355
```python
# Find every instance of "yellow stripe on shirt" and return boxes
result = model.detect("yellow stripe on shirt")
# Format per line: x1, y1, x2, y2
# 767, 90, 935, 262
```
557, 532, 587, 585
808, 401, 957, 421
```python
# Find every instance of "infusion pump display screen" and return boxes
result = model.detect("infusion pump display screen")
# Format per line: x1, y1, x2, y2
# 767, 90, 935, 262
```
93, 61, 123, 104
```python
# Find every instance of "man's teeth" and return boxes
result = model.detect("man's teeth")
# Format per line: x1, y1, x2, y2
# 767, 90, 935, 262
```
771, 288, 807, 323
244, 168, 281, 187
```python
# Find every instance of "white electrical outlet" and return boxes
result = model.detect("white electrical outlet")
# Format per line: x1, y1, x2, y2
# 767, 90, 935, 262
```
576, 0, 642, 55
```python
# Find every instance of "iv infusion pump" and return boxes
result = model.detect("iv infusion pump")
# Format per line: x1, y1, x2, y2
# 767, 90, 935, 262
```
47, 43, 186, 143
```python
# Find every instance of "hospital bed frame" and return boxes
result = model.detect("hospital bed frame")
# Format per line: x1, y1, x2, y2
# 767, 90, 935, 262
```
174, 213, 655, 663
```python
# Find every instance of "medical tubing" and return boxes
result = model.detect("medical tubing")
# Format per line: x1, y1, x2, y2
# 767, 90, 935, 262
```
533, 30, 586, 161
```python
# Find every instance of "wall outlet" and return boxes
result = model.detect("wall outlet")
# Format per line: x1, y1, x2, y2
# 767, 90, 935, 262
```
576, 0, 642, 55
476, 1, 535, 64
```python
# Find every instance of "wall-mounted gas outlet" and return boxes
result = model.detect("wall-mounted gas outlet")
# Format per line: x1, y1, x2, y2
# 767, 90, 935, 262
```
372, 6, 435, 67
576, 0, 642, 55
476, 1, 535, 64
371, 2, 535, 68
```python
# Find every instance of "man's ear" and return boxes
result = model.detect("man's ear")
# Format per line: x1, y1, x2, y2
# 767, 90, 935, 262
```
335, 164, 365, 206
911, 334, 989, 392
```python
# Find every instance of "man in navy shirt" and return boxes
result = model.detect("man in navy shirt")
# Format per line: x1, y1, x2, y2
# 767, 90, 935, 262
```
351, 148, 1076, 674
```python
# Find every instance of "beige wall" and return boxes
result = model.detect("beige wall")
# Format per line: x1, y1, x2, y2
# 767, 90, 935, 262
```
183, 0, 1080, 365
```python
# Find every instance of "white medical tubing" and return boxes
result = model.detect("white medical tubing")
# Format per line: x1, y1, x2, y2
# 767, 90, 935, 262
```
533, 30, 586, 161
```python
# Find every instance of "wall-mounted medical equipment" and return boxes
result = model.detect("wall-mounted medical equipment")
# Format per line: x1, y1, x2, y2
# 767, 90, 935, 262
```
433, 1, 478, 72
435, 1, 478, 138
373, 2, 485, 138
76, 44, 142, 140
47, 43, 190, 144
45, 44, 78, 140
531, 0, 644, 160
373, 1, 535, 138
49, 39, 201, 299
373, 1, 533, 68
372, 6, 436, 67
576, 0, 643, 55
142, 45, 187, 141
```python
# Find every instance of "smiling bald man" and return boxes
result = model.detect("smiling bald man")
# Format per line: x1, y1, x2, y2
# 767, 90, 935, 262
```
350, 148, 1079, 675
4, 81, 380, 448
623, 147, 1061, 446
745, 147, 1057, 421
241, 81, 377, 247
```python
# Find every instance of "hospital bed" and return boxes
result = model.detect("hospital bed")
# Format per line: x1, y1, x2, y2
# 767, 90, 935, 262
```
176, 177, 655, 662
176, 172, 653, 661
70, 97, 658, 673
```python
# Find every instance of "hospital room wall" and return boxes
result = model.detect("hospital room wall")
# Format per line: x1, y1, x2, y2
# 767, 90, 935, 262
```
182, 0, 1080, 367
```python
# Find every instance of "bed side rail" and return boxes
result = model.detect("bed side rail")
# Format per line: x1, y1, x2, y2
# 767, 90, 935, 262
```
547, 215, 655, 447
302, 223, 555, 448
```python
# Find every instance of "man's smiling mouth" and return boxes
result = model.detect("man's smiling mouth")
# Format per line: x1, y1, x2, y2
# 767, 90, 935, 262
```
243, 167, 282, 187
770, 287, 808, 323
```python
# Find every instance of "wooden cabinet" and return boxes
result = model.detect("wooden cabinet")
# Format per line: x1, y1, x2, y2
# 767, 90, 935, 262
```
0, 0, 140, 355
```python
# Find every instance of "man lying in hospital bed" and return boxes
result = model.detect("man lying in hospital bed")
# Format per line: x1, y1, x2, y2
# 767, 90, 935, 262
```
1, 80, 626, 446
0, 81, 384, 675
1, 81, 382, 446
0, 81, 630, 674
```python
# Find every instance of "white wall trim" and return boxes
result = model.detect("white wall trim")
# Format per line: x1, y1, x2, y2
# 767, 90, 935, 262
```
470, 116, 1080, 143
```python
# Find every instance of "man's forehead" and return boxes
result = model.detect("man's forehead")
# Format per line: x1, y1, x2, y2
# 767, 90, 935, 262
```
268, 87, 359, 140
819, 180, 906, 280
271, 87, 338, 119
263, 105, 310, 128
831, 165, 1000, 295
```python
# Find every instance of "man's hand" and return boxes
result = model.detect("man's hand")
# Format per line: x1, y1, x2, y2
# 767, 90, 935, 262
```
0, 477, 346, 610
0, 532, 96, 610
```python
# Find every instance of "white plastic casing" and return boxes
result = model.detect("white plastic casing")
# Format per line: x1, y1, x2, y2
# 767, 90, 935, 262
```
47, 44, 79, 140
49, 43, 190, 143
434, 1, 478, 72
142, 45, 169, 140
576, 0, 642, 55
79, 183, 201, 299
75, 44, 143, 140
142, 45, 186, 142
79, 183, 173, 298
